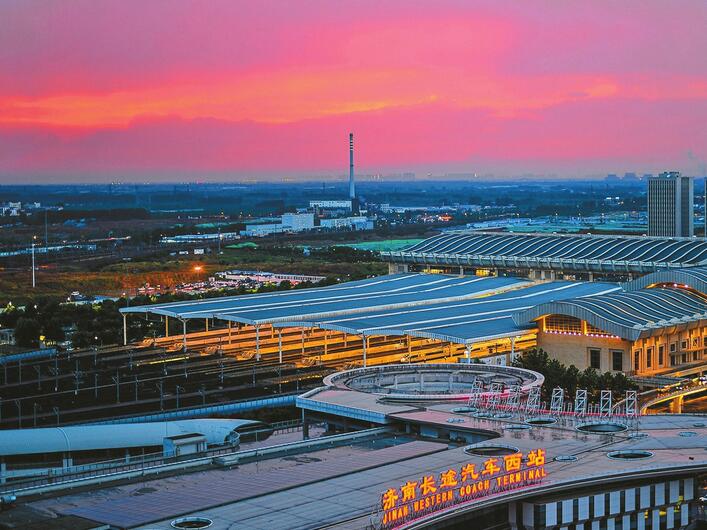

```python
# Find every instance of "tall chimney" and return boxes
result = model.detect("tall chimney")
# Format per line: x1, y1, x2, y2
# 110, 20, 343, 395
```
348, 132, 355, 201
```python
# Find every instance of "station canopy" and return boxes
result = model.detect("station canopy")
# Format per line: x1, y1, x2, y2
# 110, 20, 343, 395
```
381, 232, 707, 272
513, 287, 707, 341
121, 273, 528, 325
622, 265, 707, 295
274, 281, 621, 344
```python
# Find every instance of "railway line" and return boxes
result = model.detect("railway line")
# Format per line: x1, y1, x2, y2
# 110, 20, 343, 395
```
0, 319, 526, 429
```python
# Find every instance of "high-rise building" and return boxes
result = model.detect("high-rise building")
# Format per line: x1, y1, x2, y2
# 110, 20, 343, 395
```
647, 171, 693, 237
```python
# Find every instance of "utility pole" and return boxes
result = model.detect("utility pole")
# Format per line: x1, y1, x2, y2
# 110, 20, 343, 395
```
175, 385, 183, 409
31, 238, 36, 288
112, 370, 120, 402
157, 380, 164, 410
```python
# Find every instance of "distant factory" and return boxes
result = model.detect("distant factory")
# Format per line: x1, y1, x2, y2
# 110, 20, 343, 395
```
241, 132, 374, 237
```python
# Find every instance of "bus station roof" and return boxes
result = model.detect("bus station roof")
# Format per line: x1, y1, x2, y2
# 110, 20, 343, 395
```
275, 281, 621, 344
382, 232, 707, 273
121, 273, 528, 325
622, 265, 707, 294
513, 287, 707, 341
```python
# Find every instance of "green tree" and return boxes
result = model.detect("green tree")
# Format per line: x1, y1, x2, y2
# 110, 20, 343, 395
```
14, 317, 40, 348
43, 317, 65, 343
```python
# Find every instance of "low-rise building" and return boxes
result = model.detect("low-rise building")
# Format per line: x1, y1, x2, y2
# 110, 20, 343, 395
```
513, 267, 707, 374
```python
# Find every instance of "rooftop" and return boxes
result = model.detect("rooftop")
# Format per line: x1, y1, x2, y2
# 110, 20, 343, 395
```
382, 232, 707, 272
121, 273, 527, 324
278, 280, 619, 344
28, 383, 706, 530
513, 287, 707, 341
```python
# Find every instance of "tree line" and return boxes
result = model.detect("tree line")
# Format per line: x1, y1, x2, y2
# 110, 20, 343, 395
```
512, 348, 637, 402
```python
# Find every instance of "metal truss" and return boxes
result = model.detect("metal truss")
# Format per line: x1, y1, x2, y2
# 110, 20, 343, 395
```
574, 389, 588, 417
525, 386, 541, 415
487, 382, 504, 410
600, 390, 613, 417
624, 390, 638, 418
550, 387, 564, 415
505, 385, 521, 411
467, 379, 485, 408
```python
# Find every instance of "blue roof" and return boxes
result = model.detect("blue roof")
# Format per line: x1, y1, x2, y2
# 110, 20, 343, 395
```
382, 232, 707, 273
278, 281, 621, 344
513, 287, 707, 341
121, 274, 528, 325
623, 266, 707, 295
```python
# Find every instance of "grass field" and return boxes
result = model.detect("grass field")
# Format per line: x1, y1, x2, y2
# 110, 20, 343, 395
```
338, 238, 422, 252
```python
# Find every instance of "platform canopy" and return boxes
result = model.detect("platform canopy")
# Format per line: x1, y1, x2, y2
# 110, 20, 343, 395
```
121, 273, 528, 325
382, 232, 707, 273
275, 281, 621, 344
622, 265, 707, 295
513, 287, 707, 341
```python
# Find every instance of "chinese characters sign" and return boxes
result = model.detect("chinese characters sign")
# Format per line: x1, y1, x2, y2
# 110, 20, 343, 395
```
381, 449, 547, 527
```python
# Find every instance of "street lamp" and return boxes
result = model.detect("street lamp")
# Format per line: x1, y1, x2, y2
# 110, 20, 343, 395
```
31, 235, 37, 288
175, 385, 184, 409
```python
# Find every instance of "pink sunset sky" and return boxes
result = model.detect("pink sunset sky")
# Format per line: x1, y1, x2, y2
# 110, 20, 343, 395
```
0, 0, 706, 182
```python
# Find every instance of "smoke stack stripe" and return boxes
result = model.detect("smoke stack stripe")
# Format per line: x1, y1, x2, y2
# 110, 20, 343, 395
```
349, 132, 355, 200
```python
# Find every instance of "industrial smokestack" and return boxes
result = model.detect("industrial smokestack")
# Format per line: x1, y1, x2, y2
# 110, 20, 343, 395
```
348, 132, 355, 201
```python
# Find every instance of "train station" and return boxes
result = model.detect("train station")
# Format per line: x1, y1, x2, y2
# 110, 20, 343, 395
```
119, 265, 707, 378
382, 232, 707, 282
2, 239, 705, 530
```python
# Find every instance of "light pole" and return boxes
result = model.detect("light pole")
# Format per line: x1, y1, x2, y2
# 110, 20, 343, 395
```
31, 236, 36, 288
175, 385, 183, 409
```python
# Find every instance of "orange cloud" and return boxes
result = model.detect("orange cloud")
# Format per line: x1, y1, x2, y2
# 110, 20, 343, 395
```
3, 66, 701, 129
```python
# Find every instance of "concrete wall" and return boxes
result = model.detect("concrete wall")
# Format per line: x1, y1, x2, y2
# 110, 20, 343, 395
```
538, 324, 706, 375
537, 332, 632, 373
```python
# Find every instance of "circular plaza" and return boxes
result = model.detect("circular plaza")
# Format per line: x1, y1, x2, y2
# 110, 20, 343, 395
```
322, 363, 543, 402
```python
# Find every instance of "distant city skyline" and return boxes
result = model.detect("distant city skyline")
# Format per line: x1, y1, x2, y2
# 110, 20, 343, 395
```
0, 0, 705, 183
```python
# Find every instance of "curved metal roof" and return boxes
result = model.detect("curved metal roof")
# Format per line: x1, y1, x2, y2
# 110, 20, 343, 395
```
381, 232, 707, 272
276, 281, 621, 344
622, 266, 707, 295
513, 287, 707, 341
121, 274, 527, 324
0, 419, 260, 456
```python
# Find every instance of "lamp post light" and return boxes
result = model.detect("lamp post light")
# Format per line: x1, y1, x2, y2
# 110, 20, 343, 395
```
175, 385, 184, 409
31, 236, 37, 288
